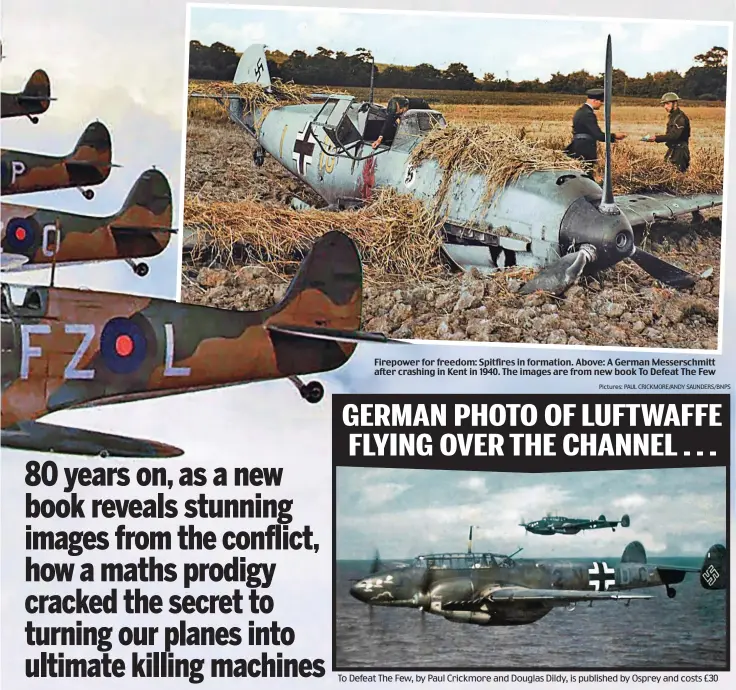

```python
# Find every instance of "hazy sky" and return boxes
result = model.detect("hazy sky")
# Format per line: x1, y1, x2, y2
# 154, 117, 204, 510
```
2, 0, 188, 299
189, 6, 731, 81
336, 465, 727, 559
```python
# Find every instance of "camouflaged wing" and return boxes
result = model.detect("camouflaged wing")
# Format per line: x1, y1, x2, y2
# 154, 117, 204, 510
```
616, 192, 722, 227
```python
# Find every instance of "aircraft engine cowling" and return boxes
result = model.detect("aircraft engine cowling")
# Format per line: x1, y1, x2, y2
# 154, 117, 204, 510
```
442, 611, 493, 625
559, 196, 634, 272
429, 579, 475, 602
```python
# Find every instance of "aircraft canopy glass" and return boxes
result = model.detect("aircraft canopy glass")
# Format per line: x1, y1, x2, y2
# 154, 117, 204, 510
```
2, 285, 48, 316
391, 110, 447, 152
412, 552, 516, 570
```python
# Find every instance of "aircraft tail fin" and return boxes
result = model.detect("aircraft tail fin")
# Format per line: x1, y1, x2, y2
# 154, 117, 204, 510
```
621, 514, 630, 528
21, 69, 51, 102
115, 168, 173, 224
110, 168, 175, 257
621, 540, 646, 564
234, 44, 271, 87
265, 231, 397, 375
700, 544, 727, 590
270, 230, 363, 332
69, 121, 112, 166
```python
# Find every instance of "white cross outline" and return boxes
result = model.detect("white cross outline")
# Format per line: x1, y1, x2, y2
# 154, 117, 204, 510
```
587, 561, 616, 591
292, 127, 315, 175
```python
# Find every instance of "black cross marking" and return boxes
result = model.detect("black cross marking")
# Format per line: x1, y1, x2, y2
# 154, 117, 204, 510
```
588, 561, 616, 591
293, 129, 315, 176
254, 58, 264, 81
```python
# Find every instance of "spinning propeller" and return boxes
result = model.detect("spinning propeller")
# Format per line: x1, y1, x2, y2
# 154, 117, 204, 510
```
520, 35, 697, 296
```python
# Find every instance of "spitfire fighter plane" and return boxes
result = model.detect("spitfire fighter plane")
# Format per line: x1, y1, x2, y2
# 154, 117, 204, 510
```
520, 513, 630, 536
191, 38, 721, 296
1, 231, 393, 458
1, 168, 175, 276
350, 537, 727, 626
2, 121, 117, 198
1, 69, 54, 123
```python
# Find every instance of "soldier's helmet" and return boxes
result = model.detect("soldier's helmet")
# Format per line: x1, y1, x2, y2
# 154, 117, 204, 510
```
660, 92, 680, 103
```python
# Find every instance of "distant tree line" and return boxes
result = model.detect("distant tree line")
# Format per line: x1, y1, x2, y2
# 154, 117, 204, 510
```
189, 41, 728, 100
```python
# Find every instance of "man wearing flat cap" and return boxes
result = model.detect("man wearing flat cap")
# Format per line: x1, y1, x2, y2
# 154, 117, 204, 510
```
564, 88, 626, 175
642, 93, 690, 172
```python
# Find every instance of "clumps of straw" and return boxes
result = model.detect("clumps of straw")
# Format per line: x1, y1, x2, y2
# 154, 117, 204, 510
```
184, 188, 444, 284
188, 79, 332, 130
410, 122, 723, 202
598, 142, 723, 196
410, 122, 587, 208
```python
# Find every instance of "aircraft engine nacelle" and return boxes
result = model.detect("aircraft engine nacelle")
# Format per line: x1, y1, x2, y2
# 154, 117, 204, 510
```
441, 611, 492, 625
429, 579, 474, 603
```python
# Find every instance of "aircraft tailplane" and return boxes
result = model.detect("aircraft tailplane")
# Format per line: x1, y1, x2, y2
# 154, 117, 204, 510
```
234, 44, 272, 87
700, 544, 727, 590
620, 514, 631, 528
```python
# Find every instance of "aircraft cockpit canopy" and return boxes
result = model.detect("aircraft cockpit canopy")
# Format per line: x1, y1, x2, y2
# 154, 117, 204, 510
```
312, 96, 447, 155
391, 110, 447, 152
412, 552, 517, 570
2, 284, 48, 316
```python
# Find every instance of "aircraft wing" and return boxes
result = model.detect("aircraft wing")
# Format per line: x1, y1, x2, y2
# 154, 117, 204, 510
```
2, 421, 183, 458
443, 586, 650, 611
615, 192, 722, 228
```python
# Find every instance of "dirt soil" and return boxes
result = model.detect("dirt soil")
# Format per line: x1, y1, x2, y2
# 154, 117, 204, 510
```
182, 121, 722, 350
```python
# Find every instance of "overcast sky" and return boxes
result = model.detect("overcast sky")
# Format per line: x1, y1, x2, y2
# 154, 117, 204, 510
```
2, 0, 187, 299
189, 7, 730, 81
336, 466, 726, 560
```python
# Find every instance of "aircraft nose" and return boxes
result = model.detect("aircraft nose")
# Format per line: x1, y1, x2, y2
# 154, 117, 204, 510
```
350, 580, 369, 602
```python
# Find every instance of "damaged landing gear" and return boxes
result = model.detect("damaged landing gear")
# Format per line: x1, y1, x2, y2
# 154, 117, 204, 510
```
253, 146, 266, 167
289, 375, 324, 404
125, 259, 149, 277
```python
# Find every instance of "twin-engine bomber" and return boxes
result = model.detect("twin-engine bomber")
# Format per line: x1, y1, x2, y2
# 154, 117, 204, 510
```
350, 539, 727, 626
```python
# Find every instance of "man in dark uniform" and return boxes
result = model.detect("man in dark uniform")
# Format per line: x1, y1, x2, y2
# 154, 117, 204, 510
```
642, 92, 691, 172
372, 96, 431, 149
564, 87, 626, 174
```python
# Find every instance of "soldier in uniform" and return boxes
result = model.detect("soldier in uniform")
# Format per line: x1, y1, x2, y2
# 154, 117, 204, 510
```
642, 92, 691, 172
372, 96, 431, 149
564, 88, 626, 175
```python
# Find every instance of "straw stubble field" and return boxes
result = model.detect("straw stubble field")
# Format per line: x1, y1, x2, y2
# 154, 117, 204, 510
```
182, 90, 724, 350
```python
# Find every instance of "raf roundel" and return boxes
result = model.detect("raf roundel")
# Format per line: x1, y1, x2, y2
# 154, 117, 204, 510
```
100, 317, 148, 374
4, 218, 37, 253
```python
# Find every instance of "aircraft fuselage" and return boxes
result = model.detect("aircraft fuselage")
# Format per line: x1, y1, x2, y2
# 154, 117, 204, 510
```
245, 103, 635, 276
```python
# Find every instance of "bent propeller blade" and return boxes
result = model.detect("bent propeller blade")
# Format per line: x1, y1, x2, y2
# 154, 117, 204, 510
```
629, 247, 697, 288
519, 248, 592, 296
